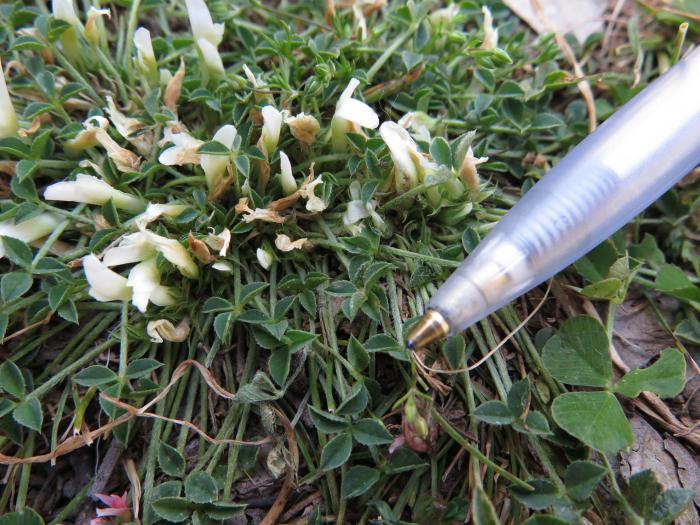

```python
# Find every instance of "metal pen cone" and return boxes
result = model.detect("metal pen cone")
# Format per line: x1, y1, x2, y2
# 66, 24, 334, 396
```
406, 310, 450, 349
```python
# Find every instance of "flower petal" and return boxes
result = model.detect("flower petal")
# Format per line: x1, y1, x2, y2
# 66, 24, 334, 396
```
44, 174, 145, 213
83, 254, 132, 302
335, 97, 379, 129
127, 257, 160, 312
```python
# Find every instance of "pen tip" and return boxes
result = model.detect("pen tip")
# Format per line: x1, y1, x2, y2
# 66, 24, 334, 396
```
406, 310, 450, 349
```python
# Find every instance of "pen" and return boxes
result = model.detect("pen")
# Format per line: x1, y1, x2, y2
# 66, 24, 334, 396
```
407, 48, 700, 349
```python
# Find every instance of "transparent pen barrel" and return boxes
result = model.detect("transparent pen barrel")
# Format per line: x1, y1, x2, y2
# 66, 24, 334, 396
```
430, 48, 700, 334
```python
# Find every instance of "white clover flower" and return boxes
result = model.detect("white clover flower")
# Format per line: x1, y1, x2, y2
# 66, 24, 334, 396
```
283, 112, 320, 146
102, 232, 156, 267
342, 181, 386, 231
134, 203, 188, 229
257, 106, 283, 159
0, 214, 61, 259
127, 257, 175, 312
331, 78, 379, 151
256, 247, 273, 269
0, 60, 18, 139
44, 174, 145, 213
204, 227, 231, 256
211, 261, 233, 272
379, 122, 437, 192
278, 151, 297, 195
185, 0, 225, 76
158, 129, 203, 165
459, 146, 488, 190
65, 116, 142, 173
51, 0, 81, 27
185, 0, 224, 45
196, 38, 225, 75
51, 0, 82, 62
147, 318, 190, 343
298, 175, 327, 213
138, 229, 199, 278
398, 111, 435, 143
429, 4, 460, 26
275, 234, 308, 252
84, 7, 110, 44
481, 6, 498, 50
83, 254, 132, 302
201, 124, 237, 192
133, 27, 158, 80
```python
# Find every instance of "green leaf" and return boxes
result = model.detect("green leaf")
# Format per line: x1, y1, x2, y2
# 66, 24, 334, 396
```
1, 272, 33, 302
507, 377, 530, 418
307, 405, 350, 434
269, 348, 291, 385
530, 113, 564, 130
198, 141, 231, 155
23, 102, 54, 120
319, 432, 353, 470
352, 418, 393, 445
213, 312, 234, 342
13, 398, 43, 432
509, 479, 560, 510
564, 460, 607, 501
57, 300, 78, 324
185, 471, 218, 504
429, 137, 452, 167
73, 365, 118, 387
542, 316, 613, 387
202, 296, 234, 313
647, 489, 694, 523
2, 237, 33, 269
234, 155, 249, 178
202, 501, 247, 519
551, 392, 633, 454
342, 466, 380, 498
347, 336, 370, 372
158, 440, 186, 478
0, 508, 45, 525
336, 382, 369, 416
238, 282, 268, 305
473, 400, 514, 425
443, 335, 465, 369
655, 264, 700, 303
614, 348, 686, 398
125, 359, 163, 380
519, 411, 552, 436
325, 280, 357, 296
581, 278, 624, 301
15, 160, 38, 182
627, 470, 663, 518
10, 35, 47, 52
472, 486, 500, 525
284, 330, 317, 353
152, 497, 193, 522
364, 334, 402, 354
0, 361, 26, 398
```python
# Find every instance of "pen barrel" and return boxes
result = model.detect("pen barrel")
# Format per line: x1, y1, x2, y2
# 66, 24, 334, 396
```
430, 48, 700, 334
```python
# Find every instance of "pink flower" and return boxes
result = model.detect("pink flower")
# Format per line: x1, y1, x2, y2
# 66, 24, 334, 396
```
90, 492, 131, 524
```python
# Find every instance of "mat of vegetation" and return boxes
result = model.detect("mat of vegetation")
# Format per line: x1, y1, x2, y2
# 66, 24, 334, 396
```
0, 0, 699, 524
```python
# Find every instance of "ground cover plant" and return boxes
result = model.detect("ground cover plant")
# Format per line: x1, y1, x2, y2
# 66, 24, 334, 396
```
0, 0, 699, 523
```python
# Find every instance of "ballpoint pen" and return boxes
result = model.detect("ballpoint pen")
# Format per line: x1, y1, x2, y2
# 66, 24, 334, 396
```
407, 47, 700, 349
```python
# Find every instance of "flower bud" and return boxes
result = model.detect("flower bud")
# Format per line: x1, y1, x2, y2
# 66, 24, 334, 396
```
0, 60, 18, 139
133, 27, 158, 82
201, 124, 237, 193
0, 214, 61, 259
379, 122, 437, 192
257, 106, 283, 159
44, 173, 145, 213
278, 151, 297, 195
185, 0, 225, 78
256, 247, 273, 269
481, 6, 498, 50
284, 113, 320, 146
84, 7, 110, 45
331, 78, 379, 151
